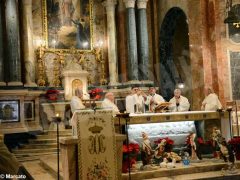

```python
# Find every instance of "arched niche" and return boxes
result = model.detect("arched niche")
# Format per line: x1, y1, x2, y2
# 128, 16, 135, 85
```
62, 60, 89, 100
159, 7, 192, 102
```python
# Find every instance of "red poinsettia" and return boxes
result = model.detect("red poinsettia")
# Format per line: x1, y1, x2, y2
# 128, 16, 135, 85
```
154, 137, 174, 145
154, 137, 174, 152
228, 137, 240, 160
122, 143, 140, 173
122, 143, 140, 153
228, 137, 240, 145
45, 89, 60, 101
89, 88, 103, 100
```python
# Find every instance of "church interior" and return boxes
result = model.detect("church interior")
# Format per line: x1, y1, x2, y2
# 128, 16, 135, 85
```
1, 0, 240, 179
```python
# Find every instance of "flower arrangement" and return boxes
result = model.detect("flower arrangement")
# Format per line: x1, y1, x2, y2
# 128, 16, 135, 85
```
89, 88, 104, 100
45, 89, 60, 101
154, 137, 174, 152
122, 143, 140, 173
228, 137, 240, 160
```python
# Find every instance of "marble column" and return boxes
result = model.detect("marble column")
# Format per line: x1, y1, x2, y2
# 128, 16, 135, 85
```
124, 0, 139, 83
22, 0, 37, 87
103, 0, 119, 86
0, 1, 6, 86
137, 0, 149, 81
5, 0, 22, 86
117, 0, 128, 82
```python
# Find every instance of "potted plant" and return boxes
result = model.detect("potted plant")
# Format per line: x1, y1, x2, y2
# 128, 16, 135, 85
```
122, 143, 140, 173
89, 88, 104, 100
228, 137, 240, 160
45, 89, 60, 101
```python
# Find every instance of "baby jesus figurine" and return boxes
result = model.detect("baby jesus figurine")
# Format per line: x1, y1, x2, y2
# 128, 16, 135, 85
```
141, 132, 153, 166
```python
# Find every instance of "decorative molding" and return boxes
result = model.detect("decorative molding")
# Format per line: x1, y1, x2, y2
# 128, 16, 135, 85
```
137, 0, 148, 9
123, 0, 136, 8
36, 46, 107, 87
102, 0, 117, 14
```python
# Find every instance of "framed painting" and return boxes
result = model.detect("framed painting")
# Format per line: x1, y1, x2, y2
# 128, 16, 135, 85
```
42, 0, 93, 52
0, 100, 20, 123
24, 101, 35, 121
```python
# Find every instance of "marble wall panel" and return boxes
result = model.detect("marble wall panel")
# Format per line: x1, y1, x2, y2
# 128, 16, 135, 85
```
230, 51, 240, 100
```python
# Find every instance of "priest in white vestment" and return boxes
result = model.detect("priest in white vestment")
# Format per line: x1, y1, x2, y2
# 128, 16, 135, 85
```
70, 88, 85, 113
201, 87, 222, 111
126, 87, 145, 113
70, 88, 85, 135
145, 87, 165, 112
101, 92, 119, 115
168, 89, 190, 112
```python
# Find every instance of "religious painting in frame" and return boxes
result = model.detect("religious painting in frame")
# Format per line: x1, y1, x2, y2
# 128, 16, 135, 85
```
0, 100, 20, 123
24, 101, 35, 121
42, 0, 93, 52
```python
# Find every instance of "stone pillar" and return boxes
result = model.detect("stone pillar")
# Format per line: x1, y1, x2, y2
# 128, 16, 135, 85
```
103, 0, 119, 86
5, 0, 22, 86
137, 0, 149, 81
0, 1, 5, 86
124, 0, 139, 83
117, 0, 128, 83
22, 0, 37, 87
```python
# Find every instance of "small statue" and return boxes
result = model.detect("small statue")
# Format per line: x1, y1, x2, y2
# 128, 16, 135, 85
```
189, 133, 198, 160
160, 158, 168, 168
182, 152, 190, 166
154, 139, 168, 164
167, 158, 176, 169
212, 127, 223, 159
154, 139, 181, 165
186, 132, 202, 160
141, 132, 153, 166
219, 139, 229, 162
166, 152, 182, 162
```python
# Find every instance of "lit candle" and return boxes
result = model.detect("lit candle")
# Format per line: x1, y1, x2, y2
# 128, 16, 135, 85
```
56, 113, 59, 117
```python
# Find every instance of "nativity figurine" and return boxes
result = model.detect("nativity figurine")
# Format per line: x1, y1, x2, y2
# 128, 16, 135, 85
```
141, 132, 153, 166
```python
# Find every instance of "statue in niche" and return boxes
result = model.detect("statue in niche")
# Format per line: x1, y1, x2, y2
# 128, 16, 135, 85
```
72, 79, 83, 95
141, 132, 153, 166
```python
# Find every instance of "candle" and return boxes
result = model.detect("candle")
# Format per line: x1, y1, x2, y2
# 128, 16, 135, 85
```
56, 113, 59, 117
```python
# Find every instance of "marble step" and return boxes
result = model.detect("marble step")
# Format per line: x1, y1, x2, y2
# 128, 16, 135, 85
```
15, 151, 58, 158
36, 134, 72, 139
145, 171, 240, 180
12, 147, 57, 154
28, 139, 57, 144
40, 155, 63, 180
22, 160, 56, 180
16, 153, 58, 162
46, 130, 72, 135
21, 143, 58, 149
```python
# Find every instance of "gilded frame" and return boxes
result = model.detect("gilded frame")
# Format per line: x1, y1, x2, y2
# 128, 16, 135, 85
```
42, 0, 93, 52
